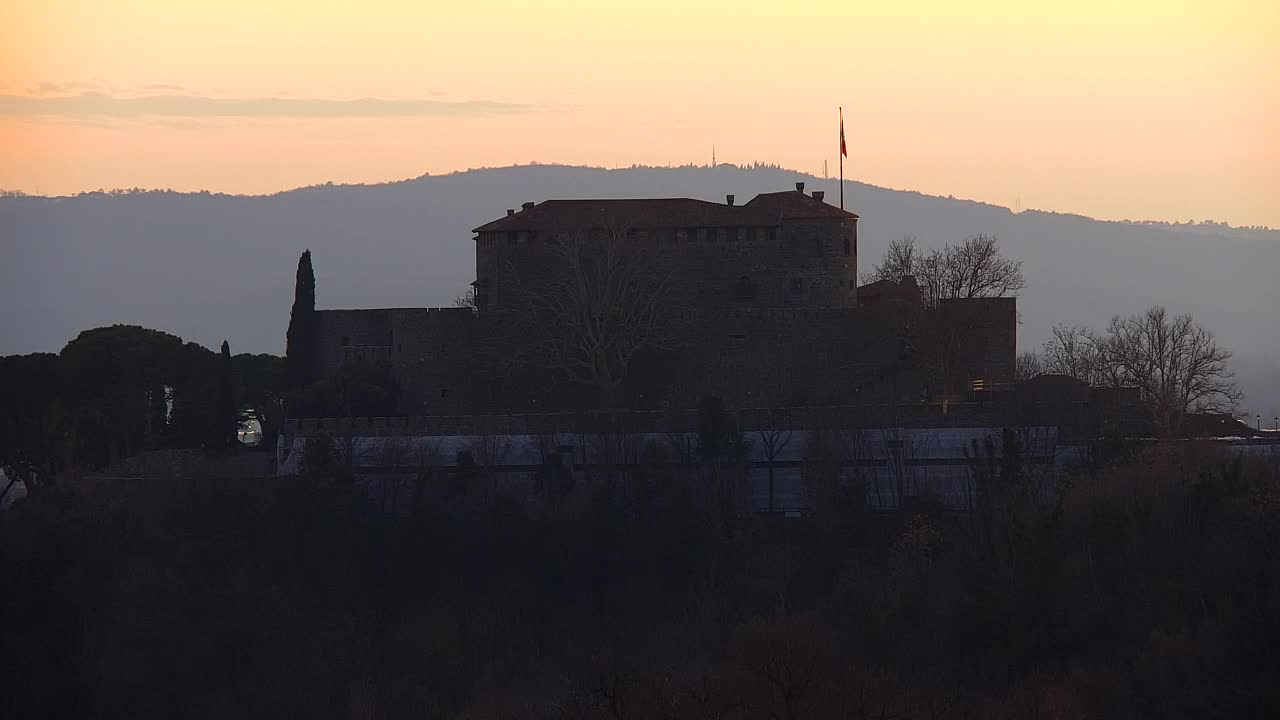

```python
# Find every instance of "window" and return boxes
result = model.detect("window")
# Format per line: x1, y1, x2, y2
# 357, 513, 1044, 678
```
440, 388, 449, 399
790, 278, 804, 295
734, 276, 755, 300
397, 343, 403, 353
843, 237, 851, 256
506, 231, 517, 245
768, 228, 778, 243
340, 336, 350, 347
756, 228, 766, 242
716, 228, 728, 242
697, 228, 708, 242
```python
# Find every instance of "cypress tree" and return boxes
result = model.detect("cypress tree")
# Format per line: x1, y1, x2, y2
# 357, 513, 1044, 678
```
217, 340, 237, 450
285, 249, 316, 391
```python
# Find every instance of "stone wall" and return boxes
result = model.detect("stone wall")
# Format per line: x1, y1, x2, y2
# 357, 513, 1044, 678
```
314, 307, 482, 415
310, 298, 1018, 418
474, 215, 856, 314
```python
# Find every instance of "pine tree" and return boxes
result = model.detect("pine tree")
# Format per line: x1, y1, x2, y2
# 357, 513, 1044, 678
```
285, 250, 316, 391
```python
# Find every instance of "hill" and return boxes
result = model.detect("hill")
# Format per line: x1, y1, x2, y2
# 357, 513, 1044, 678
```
2, 164, 1276, 417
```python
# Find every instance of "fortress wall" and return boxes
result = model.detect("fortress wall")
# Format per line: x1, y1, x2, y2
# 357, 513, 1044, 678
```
313, 309, 393, 378
311, 299, 1014, 417
928, 298, 1018, 392
474, 216, 857, 313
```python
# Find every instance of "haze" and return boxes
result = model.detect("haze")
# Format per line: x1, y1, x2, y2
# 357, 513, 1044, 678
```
2, 0, 1277, 228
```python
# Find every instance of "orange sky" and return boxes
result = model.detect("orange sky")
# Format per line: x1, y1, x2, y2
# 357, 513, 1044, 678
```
2, 0, 1277, 226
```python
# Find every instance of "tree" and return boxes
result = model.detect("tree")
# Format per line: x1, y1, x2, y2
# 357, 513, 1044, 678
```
59, 325, 188, 466
1098, 306, 1241, 437
864, 235, 1025, 308
1015, 351, 1045, 383
285, 249, 316, 391
0, 353, 67, 495
1041, 323, 1106, 385
232, 353, 287, 445
215, 340, 237, 450
167, 341, 221, 450
506, 227, 681, 406
861, 235, 924, 285
863, 235, 920, 284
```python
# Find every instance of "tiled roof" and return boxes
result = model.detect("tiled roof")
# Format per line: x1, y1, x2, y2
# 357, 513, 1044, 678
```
472, 191, 856, 233
744, 191, 859, 220
473, 198, 773, 233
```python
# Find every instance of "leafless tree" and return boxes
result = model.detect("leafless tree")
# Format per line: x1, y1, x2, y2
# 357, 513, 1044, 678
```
861, 235, 923, 285
1098, 306, 1241, 437
1041, 323, 1106, 384
1015, 351, 1045, 383
925, 234, 1026, 306
506, 226, 682, 407
863, 235, 1025, 308
755, 411, 795, 514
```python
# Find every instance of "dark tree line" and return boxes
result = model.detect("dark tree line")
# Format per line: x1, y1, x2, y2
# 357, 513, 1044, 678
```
2, 428, 1277, 718
1, 326, 286, 492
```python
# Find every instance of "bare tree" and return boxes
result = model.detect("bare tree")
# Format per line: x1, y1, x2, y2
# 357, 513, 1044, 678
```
755, 410, 795, 514
863, 235, 1025, 308
861, 235, 923, 285
1015, 351, 1045, 383
924, 234, 1025, 306
1041, 323, 1106, 384
506, 226, 681, 407
1098, 306, 1241, 437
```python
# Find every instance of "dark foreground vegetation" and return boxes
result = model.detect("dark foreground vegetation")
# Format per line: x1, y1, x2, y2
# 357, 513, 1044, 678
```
3, 443, 1278, 718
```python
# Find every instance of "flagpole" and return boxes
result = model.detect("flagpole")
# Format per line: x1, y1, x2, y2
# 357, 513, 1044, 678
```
839, 106, 844, 211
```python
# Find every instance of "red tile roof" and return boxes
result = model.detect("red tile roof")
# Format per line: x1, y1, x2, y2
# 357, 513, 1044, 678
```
472, 191, 856, 233
744, 191, 859, 219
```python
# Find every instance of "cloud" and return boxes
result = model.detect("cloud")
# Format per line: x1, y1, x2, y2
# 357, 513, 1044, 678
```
26, 80, 109, 95
0, 91, 541, 120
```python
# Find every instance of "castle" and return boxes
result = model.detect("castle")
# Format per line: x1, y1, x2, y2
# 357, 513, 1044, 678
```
307, 183, 1016, 420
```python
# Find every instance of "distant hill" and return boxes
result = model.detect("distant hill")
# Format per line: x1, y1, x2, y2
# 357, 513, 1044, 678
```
2, 164, 1277, 418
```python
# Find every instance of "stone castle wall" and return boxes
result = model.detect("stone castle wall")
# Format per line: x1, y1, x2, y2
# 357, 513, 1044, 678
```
310, 298, 1012, 417
314, 307, 479, 415
306, 191, 1012, 421
475, 214, 857, 313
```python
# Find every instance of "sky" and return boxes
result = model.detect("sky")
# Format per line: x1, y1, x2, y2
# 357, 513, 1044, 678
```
2, 0, 1277, 227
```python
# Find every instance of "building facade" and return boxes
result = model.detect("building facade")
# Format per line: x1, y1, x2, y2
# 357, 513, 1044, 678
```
306, 184, 1016, 418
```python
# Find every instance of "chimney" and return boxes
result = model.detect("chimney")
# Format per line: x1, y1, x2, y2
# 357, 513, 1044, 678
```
812, 190, 825, 202
726, 194, 735, 206
522, 201, 535, 211
795, 182, 805, 193
506, 209, 515, 216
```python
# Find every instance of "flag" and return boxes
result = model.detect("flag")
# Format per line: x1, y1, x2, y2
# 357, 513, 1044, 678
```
839, 107, 847, 158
